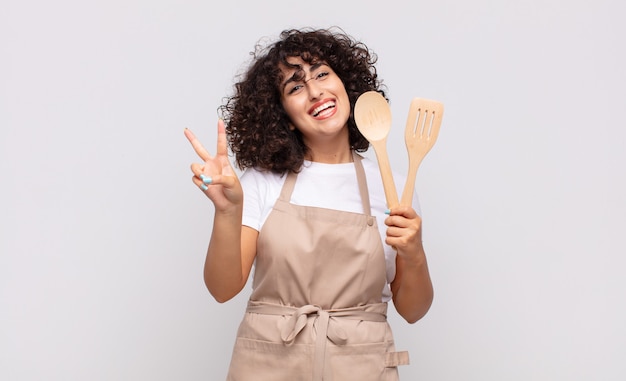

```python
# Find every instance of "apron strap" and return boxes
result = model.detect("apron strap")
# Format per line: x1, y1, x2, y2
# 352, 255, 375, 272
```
385, 351, 410, 367
246, 301, 390, 381
278, 171, 297, 202
352, 151, 372, 217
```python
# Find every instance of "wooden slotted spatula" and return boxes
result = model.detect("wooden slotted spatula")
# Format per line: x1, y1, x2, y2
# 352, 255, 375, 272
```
400, 98, 444, 206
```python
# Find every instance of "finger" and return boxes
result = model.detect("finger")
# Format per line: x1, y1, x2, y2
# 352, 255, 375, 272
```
215, 119, 228, 157
190, 169, 237, 188
190, 162, 206, 177
198, 174, 237, 188
215, 174, 237, 188
191, 175, 209, 192
388, 205, 416, 218
387, 222, 415, 235
184, 128, 212, 161
385, 215, 407, 229
386, 226, 402, 238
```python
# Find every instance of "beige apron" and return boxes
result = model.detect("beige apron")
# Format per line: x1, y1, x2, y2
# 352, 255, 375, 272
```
226, 153, 409, 381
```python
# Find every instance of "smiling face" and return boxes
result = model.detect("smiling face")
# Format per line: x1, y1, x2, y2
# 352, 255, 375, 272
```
279, 56, 352, 157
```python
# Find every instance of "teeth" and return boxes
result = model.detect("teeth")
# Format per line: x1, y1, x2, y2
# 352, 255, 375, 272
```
312, 101, 335, 117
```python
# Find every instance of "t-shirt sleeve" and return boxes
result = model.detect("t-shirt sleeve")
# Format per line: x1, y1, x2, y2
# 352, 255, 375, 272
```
240, 169, 263, 231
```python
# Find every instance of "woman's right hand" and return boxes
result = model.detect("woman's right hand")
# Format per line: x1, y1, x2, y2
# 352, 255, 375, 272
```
184, 119, 243, 211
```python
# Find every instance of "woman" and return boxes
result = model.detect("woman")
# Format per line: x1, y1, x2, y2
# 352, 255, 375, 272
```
185, 27, 433, 381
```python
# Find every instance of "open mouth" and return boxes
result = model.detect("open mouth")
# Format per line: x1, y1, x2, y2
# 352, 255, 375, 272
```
311, 101, 336, 117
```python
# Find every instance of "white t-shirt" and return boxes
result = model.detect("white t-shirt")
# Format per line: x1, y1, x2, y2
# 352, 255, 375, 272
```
240, 155, 421, 302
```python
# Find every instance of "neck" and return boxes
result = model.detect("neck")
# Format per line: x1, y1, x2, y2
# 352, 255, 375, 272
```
303, 129, 353, 164
306, 149, 353, 164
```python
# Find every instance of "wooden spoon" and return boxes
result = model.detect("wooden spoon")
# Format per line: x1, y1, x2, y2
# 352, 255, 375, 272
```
400, 98, 444, 206
354, 91, 399, 209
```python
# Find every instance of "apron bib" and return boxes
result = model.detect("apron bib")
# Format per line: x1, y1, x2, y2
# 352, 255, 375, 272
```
226, 153, 408, 381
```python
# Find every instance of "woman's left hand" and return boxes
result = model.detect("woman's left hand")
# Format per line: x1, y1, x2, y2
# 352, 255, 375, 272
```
384, 205, 424, 258
386, 205, 433, 324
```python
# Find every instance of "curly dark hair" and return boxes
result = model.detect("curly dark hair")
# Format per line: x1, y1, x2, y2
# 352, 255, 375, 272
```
219, 27, 387, 174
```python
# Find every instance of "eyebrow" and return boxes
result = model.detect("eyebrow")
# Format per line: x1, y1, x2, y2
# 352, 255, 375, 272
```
281, 62, 325, 92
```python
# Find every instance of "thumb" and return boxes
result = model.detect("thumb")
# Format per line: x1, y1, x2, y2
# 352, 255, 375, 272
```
209, 174, 238, 189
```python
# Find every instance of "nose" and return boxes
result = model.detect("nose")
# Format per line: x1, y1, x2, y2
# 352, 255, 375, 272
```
304, 77, 323, 100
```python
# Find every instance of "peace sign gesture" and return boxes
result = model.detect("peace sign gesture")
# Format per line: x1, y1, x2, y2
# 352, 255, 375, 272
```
184, 119, 243, 211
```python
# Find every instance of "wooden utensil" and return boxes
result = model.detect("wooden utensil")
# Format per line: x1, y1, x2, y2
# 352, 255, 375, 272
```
400, 98, 444, 206
354, 91, 399, 208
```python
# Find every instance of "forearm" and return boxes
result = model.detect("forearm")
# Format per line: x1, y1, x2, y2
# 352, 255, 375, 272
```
204, 207, 245, 302
391, 245, 434, 324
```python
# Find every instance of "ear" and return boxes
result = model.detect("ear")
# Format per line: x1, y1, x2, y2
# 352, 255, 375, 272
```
288, 123, 296, 131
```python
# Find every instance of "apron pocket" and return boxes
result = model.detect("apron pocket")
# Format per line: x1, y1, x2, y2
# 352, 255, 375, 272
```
227, 337, 313, 381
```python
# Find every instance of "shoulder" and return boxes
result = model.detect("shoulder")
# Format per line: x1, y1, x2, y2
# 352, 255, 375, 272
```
240, 167, 287, 211
240, 167, 287, 190
240, 168, 287, 231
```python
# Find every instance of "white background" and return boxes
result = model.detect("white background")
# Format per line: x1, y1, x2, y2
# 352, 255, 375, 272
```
1, 0, 625, 380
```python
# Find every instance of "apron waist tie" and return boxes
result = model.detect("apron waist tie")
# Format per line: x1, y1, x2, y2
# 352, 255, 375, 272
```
246, 301, 388, 381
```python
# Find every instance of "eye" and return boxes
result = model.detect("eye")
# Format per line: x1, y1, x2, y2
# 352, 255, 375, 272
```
287, 83, 304, 95
315, 71, 329, 80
